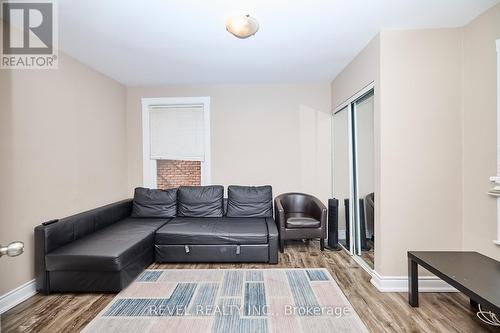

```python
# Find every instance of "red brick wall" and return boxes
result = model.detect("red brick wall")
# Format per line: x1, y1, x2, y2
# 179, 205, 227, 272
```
156, 160, 201, 189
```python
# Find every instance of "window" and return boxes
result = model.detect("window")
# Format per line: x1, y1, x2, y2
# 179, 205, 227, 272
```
149, 105, 205, 161
142, 97, 211, 189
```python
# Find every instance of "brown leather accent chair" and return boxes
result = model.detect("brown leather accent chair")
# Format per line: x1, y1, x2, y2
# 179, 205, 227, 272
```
274, 193, 327, 252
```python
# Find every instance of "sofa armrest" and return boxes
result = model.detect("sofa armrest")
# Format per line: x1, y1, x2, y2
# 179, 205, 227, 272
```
34, 224, 50, 294
265, 217, 279, 264
274, 197, 286, 231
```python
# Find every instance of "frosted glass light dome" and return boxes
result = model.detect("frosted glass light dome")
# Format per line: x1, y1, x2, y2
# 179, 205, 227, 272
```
225, 14, 259, 39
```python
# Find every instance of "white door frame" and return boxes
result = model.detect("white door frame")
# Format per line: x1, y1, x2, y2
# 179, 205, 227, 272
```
141, 97, 211, 188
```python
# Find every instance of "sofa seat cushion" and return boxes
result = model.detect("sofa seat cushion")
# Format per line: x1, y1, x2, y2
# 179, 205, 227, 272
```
46, 218, 170, 272
155, 217, 268, 245
285, 213, 320, 228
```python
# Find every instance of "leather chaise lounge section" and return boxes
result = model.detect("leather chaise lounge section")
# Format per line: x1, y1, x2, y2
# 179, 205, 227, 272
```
35, 185, 279, 294
34, 199, 170, 293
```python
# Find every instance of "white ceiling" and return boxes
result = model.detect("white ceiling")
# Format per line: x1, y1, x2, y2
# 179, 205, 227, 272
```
59, 0, 499, 86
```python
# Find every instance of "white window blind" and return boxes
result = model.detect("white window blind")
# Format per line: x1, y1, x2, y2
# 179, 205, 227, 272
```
149, 105, 205, 161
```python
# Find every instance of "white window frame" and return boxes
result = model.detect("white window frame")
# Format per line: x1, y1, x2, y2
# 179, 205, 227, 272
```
141, 97, 211, 188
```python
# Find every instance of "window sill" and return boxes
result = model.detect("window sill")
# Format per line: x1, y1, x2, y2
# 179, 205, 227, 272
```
494, 240, 500, 246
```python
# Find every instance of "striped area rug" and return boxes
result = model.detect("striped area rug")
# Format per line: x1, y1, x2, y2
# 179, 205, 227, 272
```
82, 268, 368, 333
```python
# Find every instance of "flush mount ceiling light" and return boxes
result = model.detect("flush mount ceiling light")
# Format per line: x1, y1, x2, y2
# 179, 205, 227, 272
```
225, 14, 259, 39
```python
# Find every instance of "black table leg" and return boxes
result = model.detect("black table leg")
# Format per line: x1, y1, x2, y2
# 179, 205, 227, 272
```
470, 299, 479, 310
408, 257, 419, 307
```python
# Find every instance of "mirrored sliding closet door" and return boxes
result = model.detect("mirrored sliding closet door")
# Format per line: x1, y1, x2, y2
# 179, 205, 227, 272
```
332, 86, 375, 270
353, 90, 374, 269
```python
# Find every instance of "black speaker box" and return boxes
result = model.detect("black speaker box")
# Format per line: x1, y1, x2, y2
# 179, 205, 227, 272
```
326, 198, 341, 251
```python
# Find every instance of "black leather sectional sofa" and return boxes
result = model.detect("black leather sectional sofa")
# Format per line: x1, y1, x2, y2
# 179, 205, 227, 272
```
35, 185, 278, 294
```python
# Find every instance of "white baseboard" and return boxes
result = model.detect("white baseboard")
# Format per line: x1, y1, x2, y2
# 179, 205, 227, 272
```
370, 270, 458, 292
0, 279, 37, 314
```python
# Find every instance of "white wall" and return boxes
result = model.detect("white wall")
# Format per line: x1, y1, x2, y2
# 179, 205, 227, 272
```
0, 52, 128, 295
126, 83, 332, 204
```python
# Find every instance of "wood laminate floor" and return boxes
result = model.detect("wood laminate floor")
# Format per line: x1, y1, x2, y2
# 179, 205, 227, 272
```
1, 240, 497, 333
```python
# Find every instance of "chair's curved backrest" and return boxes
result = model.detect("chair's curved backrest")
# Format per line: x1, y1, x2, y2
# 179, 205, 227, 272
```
278, 193, 315, 214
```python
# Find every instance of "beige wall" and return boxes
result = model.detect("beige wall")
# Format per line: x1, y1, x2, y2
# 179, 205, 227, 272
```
126, 83, 332, 204
462, 4, 500, 261
378, 29, 464, 275
331, 35, 380, 109
0, 52, 128, 295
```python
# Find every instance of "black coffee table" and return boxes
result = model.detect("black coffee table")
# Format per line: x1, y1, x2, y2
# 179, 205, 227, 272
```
408, 251, 500, 314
